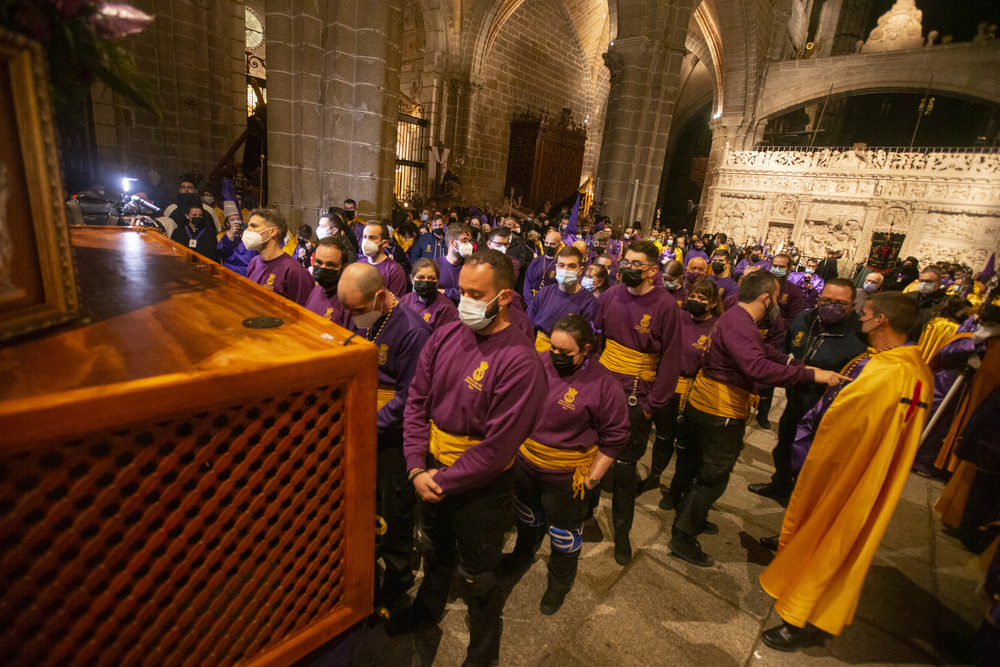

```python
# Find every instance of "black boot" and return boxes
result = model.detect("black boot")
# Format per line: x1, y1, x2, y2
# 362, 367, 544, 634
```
761, 622, 825, 652
668, 531, 713, 567
539, 585, 567, 615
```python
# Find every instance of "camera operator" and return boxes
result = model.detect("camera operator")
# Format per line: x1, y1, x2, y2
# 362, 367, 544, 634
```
170, 202, 219, 262
163, 174, 221, 232
217, 201, 256, 276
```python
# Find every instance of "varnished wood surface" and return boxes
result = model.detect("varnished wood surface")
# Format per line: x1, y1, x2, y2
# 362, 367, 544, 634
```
0, 227, 376, 449
1, 227, 362, 400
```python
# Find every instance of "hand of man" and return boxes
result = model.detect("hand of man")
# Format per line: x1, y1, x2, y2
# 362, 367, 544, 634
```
812, 368, 853, 387
414, 469, 444, 502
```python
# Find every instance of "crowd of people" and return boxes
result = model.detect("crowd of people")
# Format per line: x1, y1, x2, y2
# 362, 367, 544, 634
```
147, 174, 999, 666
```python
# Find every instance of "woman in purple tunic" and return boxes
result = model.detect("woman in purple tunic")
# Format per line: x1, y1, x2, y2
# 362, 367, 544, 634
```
398, 258, 460, 330
503, 315, 629, 615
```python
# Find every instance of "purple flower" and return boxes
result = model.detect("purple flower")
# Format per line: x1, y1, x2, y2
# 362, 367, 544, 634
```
88, 3, 153, 38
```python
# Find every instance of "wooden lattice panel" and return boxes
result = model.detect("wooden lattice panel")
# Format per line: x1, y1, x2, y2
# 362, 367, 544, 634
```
0, 385, 350, 666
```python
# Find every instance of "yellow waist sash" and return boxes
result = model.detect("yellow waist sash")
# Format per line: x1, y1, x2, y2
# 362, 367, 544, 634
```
686, 371, 754, 420
377, 385, 396, 411
429, 422, 515, 470
599, 339, 660, 381
534, 330, 552, 353
519, 438, 598, 499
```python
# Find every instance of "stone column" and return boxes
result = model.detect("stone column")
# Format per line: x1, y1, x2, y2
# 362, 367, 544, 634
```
595, 5, 693, 230
694, 118, 743, 233
266, 0, 403, 226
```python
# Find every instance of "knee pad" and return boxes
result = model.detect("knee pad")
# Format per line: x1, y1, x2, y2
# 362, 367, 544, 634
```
515, 499, 545, 527
548, 525, 583, 553
457, 565, 497, 596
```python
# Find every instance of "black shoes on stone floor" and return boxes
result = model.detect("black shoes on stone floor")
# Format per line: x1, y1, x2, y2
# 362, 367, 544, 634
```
614, 534, 632, 566
759, 535, 780, 551
756, 414, 771, 429
747, 482, 791, 501
760, 622, 826, 652
539, 587, 567, 615
384, 603, 438, 636
668, 533, 714, 567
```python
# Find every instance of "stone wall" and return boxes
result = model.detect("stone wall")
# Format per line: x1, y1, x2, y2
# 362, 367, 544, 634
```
702, 145, 1000, 270
466, 0, 593, 205
90, 0, 246, 200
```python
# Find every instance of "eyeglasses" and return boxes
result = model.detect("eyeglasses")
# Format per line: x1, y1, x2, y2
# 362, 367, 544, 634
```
619, 260, 653, 270
490, 241, 510, 248
817, 297, 852, 309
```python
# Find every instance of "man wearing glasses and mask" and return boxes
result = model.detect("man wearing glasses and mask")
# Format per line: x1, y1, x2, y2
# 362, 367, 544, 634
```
595, 241, 682, 565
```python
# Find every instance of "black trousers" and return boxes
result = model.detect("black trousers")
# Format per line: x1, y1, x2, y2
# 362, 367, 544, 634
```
611, 403, 654, 541
770, 391, 812, 491
757, 385, 775, 420
673, 405, 746, 537
512, 464, 591, 594
668, 408, 699, 508
374, 428, 415, 608
413, 464, 515, 665
649, 395, 679, 477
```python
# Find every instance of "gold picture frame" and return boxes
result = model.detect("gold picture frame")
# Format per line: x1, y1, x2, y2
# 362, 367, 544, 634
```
0, 28, 79, 341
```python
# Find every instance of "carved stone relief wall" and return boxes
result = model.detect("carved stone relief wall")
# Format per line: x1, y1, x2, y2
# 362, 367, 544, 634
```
703, 145, 1000, 270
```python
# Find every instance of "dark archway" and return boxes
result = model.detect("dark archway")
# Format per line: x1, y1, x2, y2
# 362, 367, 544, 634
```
656, 102, 712, 231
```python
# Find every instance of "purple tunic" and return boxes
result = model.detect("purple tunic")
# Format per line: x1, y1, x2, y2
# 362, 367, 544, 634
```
665, 284, 688, 309
509, 305, 535, 340
304, 284, 352, 327
596, 283, 683, 414
788, 272, 824, 310
733, 257, 771, 278
364, 254, 409, 298
523, 254, 559, 310
246, 252, 314, 306
369, 305, 433, 431
217, 234, 258, 276
709, 275, 739, 308
399, 290, 460, 330
518, 355, 630, 482
679, 312, 717, 378
777, 278, 805, 328
700, 305, 813, 395
435, 256, 464, 303
403, 321, 548, 494
526, 283, 599, 335
791, 353, 872, 469
684, 249, 710, 266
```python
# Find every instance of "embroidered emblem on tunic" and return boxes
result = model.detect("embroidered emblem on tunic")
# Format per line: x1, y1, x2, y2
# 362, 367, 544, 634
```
378, 344, 388, 365
558, 387, 578, 411
694, 335, 709, 351
465, 360, 489, 391
423, 312, 431, 322
793, 331, 804, 347
640, 314, 651, 328
265, 273, 275, 289
324, 307, 333, 320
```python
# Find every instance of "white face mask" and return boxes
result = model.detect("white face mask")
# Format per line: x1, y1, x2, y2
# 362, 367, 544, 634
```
457, 241, 474, 258
581, 276, 596, 291
863, 282, 878, 293
242, 228, 269, 251
420, 213, 429, 221
555, 268, 577, 287
352, 294, 382, 330
363, 239, 380, 258
917, 280, 935, 294
458, 292, 502, 331
316, 226, 331, 240
490, 243, 507, 255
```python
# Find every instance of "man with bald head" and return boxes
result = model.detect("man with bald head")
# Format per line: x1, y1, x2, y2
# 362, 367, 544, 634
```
338, 262, 432, 612
685, 256, 709, 289
523, 228, 563, 310
855, 271, 883, 314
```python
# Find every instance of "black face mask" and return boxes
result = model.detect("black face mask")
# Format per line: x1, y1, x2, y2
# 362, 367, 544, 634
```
593, 245, 606, 255
684, 300, 708, 317
432, 227, 445, 238
314, 266, 341, 292
188, 216, 205, 229
550, 351, 577, 376
344, 211, 355, 221
620, 267, 645, 288
543, 245, 557, 258
711, 262, 725, 274
751, 254, 761, 261
413, 279, 438, 299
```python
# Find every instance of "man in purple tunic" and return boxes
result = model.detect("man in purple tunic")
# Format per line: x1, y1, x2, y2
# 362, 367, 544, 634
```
787, 258, 825, 310
527, 246, 599, 351
398, 258, 460, 329
338, 262, 432, 611
392, 249, 548, 666
361, 221, 409, 298
303, 236, 354, 327
756, 252, 807, 428
244, 208, 314, 306
596, 241, 683, 565
709, 249, 740, 309
523, 229, 563, 311
734, 244, 771, 279
684, 239, 710, 267
669, 271, 848, 567
435, 222, 474, 303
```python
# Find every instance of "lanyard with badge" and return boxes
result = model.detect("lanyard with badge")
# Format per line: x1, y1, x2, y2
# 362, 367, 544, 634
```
186, 226, 205, 249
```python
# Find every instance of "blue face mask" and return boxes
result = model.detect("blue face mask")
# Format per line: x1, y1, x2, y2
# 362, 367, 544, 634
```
770, 267, 787, 278
664, 279, 681, 291
804, 267, 815, 274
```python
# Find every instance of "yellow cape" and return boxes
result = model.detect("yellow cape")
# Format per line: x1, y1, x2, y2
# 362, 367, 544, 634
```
916, 317, 959, 364
759, 345, 933, 636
